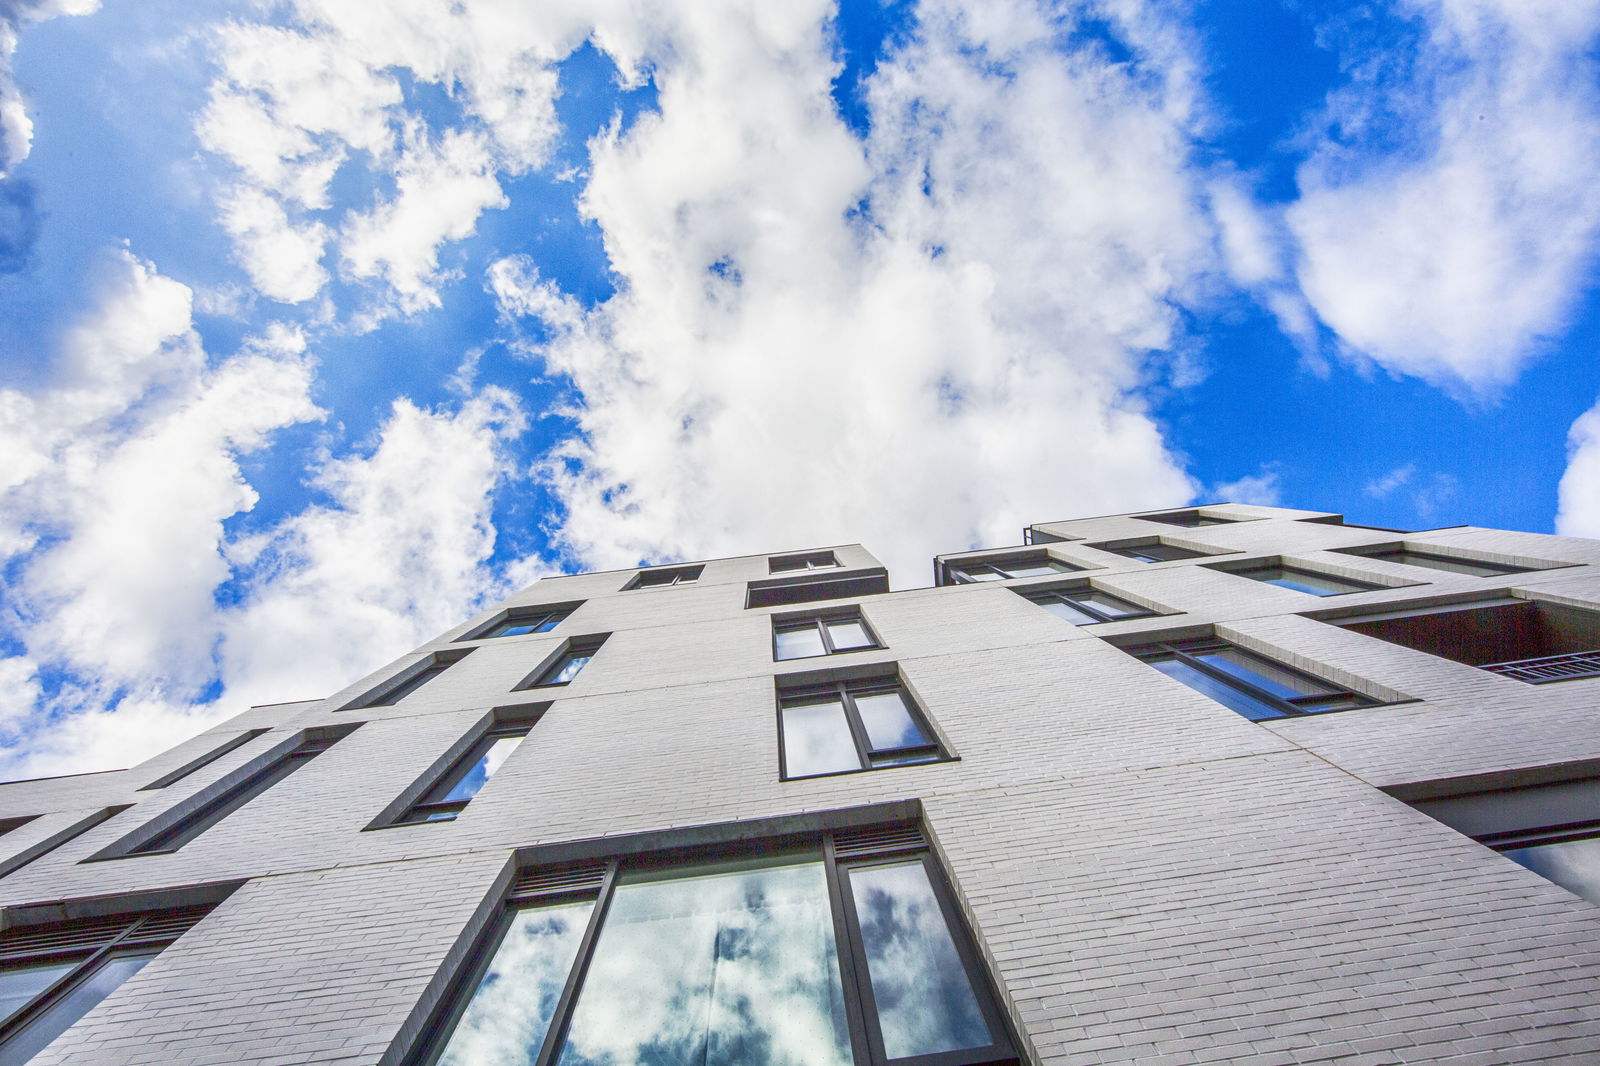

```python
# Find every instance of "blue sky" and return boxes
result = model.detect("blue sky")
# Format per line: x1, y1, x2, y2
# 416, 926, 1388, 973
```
1, 0, 1598, 775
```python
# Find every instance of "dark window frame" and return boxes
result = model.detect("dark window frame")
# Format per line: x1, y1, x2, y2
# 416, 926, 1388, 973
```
138, 729, 271, 790
1210, 560, 1386, 597
945, 553, 1080, 584
624, 565, 703, 590
772, 609, 883, 661
341, 649, 474, 710
459, 603, 581, 641
1134, 508, 1237, 527
1128, 638, 1378, 718
770, 551, 840, 573
515, 635, 609, 690
1333, 544, 1542, 578
379, 707, 546, 827
1014, 584, 1159, 625
1092, 539, 1208, 563
403, 823, 1020, 1066
776, 677, 949, 781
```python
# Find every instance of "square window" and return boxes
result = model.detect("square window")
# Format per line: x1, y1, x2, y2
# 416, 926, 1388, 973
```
773, 610, 882, 660
777, 678, 947, 779
626, 565, 703, 589
1135, 508, 1236, 527
1125, 638, 1377, 721
769, 551, 839, 573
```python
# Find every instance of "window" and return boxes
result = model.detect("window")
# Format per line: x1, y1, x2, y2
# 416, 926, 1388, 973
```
1135, 509, 1235, 527
1126, 638, 1376, 721
409, 824, 1017, 1066
1093, 540, 1204, 562
1214, 562, 1382, 596
101, 728, 356, 857
746, 570, 891, 608
0, 905, 215, 1065
139, 729, 271, 790
1338, 598, 1600, 684
770, 551, 839, 573
778, 678, 946, 779
627, 565, 702, 589
517, 635, 608, 689
1015, 586, 1155, 625
773, 611, 881, 660
463, 604, 578, 641
393, 719, 537, 825
1335, 546, 1536, 577
945, 554, 1078, 583
1410, 776, 1600, 907
343, 649, 473, 710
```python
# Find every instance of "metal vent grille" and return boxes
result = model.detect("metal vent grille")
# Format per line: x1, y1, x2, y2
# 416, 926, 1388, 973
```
1482, 651, 1600, 684
0, 906, 210, 962
509, 863, 608, 902
832, 823, 926, 859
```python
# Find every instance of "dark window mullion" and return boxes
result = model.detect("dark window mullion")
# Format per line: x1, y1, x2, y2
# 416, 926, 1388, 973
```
818, 620, 839, 655
534, 863, 620, 1066
0, 916, 147, 1043
821, 834, 876, 1066
837, 686, 875, 770
1168, 650, 1304, 717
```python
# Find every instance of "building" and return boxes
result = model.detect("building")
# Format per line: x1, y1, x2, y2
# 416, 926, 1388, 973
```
0, 503, 1599, 1065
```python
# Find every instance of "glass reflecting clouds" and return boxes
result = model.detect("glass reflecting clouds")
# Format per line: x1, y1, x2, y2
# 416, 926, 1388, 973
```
1075, 591, 1144, 617
854, 692, 928, 751
435, 735, 525, 805
1503, 837, 1600, 906
547, 654, 593, 685
1241, 566, 1366, 596
1149, 659, 1285, 720
826, 621, 873, 650
775, 627, 826, 660
0, 953, 153, 1066
0, 961, 74, 1027
557, 856, 850, 1066
848, 862, 992, 1059
781, 701, 858, 777
1040, 599, 1100, 625
435, 900, 594, 1066
1193, 647, 1333, 699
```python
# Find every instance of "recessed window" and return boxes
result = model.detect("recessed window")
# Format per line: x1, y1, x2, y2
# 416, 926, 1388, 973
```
778, 678, 946, 779
1336, 546, 1537, 577
464, 603, 578, 640
1126, 638, 1377, 721
410, 824, 1016, 1066
138, 728, 271, 790
517, 635, 608, 689
627, 565, 702, 589
773, 610, 881, 660
1094, 540, 1205, 562
1015, 586, 1156, 625
0, 905, 218, 1064
342, 649, 473, 710
393, 719, 537, 824
1410, 776, 1600, 907
1338, 599, 1600, 684
946, 553, 1078, 583
1136, 509, 1235, 527
1216, 562, 1382, 596
769, 551, 838, 573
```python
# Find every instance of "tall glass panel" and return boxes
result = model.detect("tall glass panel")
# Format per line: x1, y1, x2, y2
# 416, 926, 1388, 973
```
434, 899, 595, 1066
1502, 837, 1600, 906
0, 953, 154, 1066
433, 734, 525, 806
0, 961, 75, 1028
556, 856, 851, 1066
825, 620, 873, 650
775, 626, 826, 660
848, 861, 992, 1059
1193, 647, 1334, 699
853, 692, 929, 752
1148, 659, 1285, 721
781, 701, 859, 777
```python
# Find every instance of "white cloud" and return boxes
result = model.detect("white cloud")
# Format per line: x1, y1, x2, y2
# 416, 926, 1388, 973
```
1557, 398, 1600, 539
1284, 0, 1600, 391
1211, 467, 1282, 507
219, 187, 331, 303
1364, 463, 1416, 499
0, 0, 100, 176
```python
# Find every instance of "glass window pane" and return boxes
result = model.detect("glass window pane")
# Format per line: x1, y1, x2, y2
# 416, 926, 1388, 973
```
1039, 598, 1100, 625
1073, 591, 1145, 618
1000, 561, 1064, 578
0, 961, 76, 1028
1194, 647, 1337, 699
547, 654, 592, 685
1148, 659, 1287, 721
1503, 838, 1600, 907
825, 621, 873, 650
432, 735, 525, 806
0, 953, 154, 1066
557, 856, 851, 1066
499, 622, 539, 637
1389, 552, 1516, 576
775, 626, 826, 661
1244, 566, 1364, 596
848, 861, 993, 1059
868, 749, 941, 768
781, 701, 859, 777
954, 567, 1001, 582
435, 899, 595, 1066
853, 692, 930, 752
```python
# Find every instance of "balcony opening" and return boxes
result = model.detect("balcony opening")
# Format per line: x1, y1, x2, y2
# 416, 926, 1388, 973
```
1342, 600, 1600, 684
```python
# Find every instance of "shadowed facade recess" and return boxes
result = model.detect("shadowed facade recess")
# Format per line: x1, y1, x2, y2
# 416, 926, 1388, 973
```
2, 506, 1600, 1063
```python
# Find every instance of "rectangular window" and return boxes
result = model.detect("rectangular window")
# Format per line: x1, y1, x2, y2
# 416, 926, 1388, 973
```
1094, 541, 1204, 562
343, 649, 473, 710
463, 604, 579, 641
1135, 508, 1235, 527
517, 636, 608, 689
770, 551, 839, 573
1336, 546, 1535, 577
409, 824, 1016, 1066
778, 678, 946, 779
0, 905, 215, 1065
1015, 586, 1155, 625
773, 611, 881, 660
1215, 562, 1382, 596
109, 729, 355, 857
394, 719, 537, 824
138, 729, 271, 790
1127, 638, 1376, 721
627, 565, 702, 589
946, 554, 1079, 583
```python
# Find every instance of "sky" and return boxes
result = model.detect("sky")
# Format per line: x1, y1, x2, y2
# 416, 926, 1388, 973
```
1, 0, 1598, 779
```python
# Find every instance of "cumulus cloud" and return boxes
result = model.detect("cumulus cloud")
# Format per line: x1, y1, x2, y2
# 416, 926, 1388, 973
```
1211, 467, 1282, 507
1557, 399, 1600, 539
0, 0, 99, 176
1284, 0, 1600, 391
